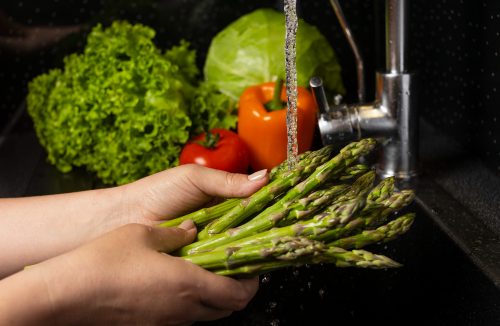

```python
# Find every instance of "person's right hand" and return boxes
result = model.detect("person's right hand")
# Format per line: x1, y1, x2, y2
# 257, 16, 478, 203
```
17, 220, 258, 325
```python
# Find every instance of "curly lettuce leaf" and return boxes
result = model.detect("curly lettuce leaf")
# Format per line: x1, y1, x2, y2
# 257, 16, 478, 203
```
27, 21, 196, 185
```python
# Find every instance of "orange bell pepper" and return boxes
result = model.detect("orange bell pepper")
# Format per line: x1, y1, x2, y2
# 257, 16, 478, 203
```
237, 81, 318, 172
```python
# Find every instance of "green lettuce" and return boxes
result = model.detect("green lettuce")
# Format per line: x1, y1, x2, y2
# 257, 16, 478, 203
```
204, 8, 345, 100
27, 21, 235, 185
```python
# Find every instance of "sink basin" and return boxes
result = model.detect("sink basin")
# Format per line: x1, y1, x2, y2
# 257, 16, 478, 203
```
198, 201, 500, 325
1, 107, 499, 325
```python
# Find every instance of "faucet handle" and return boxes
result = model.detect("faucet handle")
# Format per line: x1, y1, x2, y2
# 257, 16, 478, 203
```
309, 76, 355, 146
309, 76, 330, 115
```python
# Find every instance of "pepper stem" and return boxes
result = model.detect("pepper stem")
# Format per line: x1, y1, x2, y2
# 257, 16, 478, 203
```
265, 78, 285, 111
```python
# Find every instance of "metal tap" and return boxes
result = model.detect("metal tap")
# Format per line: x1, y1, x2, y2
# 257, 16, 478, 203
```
311, 0, 418, 182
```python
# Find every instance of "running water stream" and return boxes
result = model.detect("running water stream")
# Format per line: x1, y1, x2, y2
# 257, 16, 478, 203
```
284, 0, 299, 170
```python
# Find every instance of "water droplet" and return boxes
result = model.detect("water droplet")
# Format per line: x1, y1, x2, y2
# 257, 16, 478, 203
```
261, 274, 272, 284
269, 319, 280, 326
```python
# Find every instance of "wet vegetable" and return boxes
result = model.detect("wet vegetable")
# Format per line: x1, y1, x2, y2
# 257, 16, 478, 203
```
237, 81, 318, 171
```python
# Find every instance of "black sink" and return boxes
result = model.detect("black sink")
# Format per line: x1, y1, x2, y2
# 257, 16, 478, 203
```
1, 107, 499, 325
196, 200, 500, 326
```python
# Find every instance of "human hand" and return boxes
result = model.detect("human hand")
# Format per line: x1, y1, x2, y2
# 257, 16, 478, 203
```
0, 164, 267, 278
121, 164, 268, 225
11, 220, 258, 325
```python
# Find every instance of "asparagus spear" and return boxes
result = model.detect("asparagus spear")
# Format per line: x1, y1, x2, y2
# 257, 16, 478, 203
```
158, 198, 240, 228
160, 146, 332, 230
179, 171, 375, 256
212, 247, 401, 277
329, 213, 415, 249
200, 138, 376, 238
205, 185, 349, 244
314, 189, 415, 243
197, 145, 334, 239
276, 184, 350, 227
268, 148, 315, 180
185, 234, 401, 274
185, 236, 325, 270
339, 164, 371, 181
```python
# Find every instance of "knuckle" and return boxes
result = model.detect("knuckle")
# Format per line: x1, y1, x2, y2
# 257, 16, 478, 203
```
176, 163, 197, 176
224, 172, 238, 187
123, 223, 150, 237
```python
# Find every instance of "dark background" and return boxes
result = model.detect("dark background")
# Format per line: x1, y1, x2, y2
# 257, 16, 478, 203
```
1, 0, 500, 175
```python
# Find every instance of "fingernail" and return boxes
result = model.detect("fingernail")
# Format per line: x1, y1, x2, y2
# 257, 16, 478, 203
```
179, 219, 195, 230
248, 169, 267, 181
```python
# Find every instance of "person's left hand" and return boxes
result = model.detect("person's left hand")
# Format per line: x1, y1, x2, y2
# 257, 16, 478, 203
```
120, 164, 268, 226
0, 218, 259, 325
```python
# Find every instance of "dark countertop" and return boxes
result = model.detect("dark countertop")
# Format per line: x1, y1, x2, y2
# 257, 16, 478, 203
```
416, 120, 500, 288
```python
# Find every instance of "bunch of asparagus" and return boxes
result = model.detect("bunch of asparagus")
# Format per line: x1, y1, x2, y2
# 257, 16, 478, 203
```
161, 138, 416, 277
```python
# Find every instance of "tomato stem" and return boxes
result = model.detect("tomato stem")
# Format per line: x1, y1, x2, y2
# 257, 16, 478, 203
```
198, 132, 220, 149
264, 78, 285, 111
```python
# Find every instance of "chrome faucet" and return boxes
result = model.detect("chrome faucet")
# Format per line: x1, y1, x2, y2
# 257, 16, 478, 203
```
311, 0, 417, 183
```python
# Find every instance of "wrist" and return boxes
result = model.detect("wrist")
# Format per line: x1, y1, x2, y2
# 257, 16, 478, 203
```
90, 185, 142, 235
0, 266, 65, 325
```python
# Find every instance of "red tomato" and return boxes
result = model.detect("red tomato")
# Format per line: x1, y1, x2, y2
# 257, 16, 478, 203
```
179, 129, 250, 174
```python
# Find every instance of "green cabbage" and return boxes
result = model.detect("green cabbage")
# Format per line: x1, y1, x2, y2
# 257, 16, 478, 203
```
27, 21, 236, 185
204, 8, 345, 100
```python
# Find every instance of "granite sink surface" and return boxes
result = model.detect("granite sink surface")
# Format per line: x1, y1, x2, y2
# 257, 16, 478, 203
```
0, 105, 499, 325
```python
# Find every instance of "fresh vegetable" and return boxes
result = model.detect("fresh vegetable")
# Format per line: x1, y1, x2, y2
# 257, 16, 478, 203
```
196, 144, 335, 240
204, 8, 345, 100
27, 21, 236, 185
166, 138, 417, 277
160, 145, 333, 230
237, 81, 318, 172
179, 128, 250, 174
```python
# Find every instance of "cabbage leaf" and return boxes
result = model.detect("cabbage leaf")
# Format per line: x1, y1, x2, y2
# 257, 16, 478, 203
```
204, 8, 345, 100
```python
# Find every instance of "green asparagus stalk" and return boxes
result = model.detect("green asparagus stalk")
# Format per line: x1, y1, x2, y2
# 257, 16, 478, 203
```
163, 146, 333, 231
365, 176, 396, 205
276, 184, 350, 227
338, 164, 371, 181
197, 145, 334, 239
329, 213, 415, 249
209, 139, 376, 236
179, 171, 375, 256
185, 236, 325, 270
268, 148, 316, 180
314, 189, 415, 243
310, 177, 415, 242
212, 247, 401, 277
158, 198, 240, 228
185, 234, 401, 274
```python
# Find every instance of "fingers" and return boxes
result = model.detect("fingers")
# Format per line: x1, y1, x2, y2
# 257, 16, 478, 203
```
148, 221, 197, 253
183, 165, 268, 199
195, 268, 259, 311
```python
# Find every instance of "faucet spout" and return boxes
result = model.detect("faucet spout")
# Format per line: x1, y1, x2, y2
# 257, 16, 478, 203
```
311, 0, 418, 184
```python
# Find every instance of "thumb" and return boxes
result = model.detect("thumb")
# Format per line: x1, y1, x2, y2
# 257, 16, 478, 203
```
150, 220, 197, 253
185, 165, 269, 199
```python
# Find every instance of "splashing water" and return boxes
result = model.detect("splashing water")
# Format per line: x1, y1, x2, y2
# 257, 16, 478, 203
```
284, 0, 299, 170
